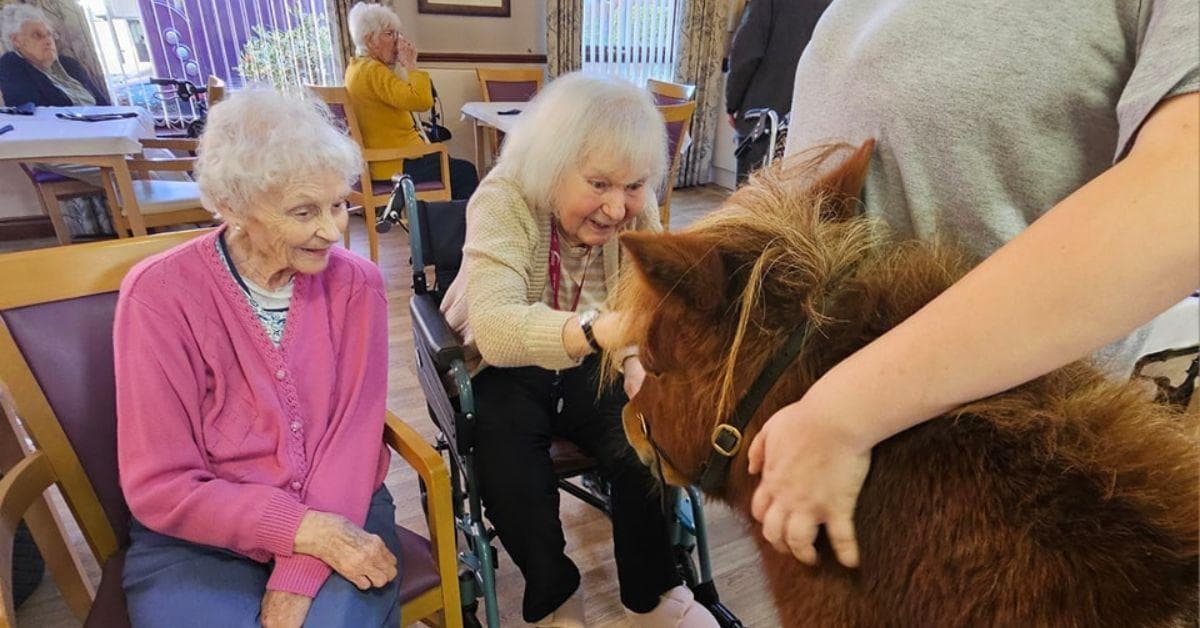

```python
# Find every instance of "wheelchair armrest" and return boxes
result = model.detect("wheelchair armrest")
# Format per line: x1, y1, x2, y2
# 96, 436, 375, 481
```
409, 294, 464, 372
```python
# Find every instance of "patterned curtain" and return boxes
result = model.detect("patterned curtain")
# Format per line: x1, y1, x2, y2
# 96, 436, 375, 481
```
327, 0, 360, 69
546, 0, 582, 79
1, 0, 106, 95
672, 0, 729, 186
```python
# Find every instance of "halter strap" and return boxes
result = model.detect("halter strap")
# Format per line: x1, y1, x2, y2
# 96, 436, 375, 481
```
696, 322, 813, 492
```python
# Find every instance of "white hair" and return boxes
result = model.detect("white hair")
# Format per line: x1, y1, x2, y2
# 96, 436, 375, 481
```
348, 2, 402, 57
492, 71, 668, 213
195, 89, 362, 216
1, 4, 51, 50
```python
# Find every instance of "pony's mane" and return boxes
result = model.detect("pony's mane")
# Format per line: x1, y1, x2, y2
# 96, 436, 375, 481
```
611, 145, 965, 427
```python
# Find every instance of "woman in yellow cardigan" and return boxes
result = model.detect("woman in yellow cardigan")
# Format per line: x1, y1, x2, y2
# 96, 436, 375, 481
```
344, 3, 478, 200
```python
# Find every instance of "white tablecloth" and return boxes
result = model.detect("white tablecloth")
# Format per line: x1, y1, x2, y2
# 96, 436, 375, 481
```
0, 105, 155, 161
460, 101, 525, 133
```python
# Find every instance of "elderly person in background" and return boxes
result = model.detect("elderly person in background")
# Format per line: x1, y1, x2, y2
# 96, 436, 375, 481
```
440, 72, 718, 628
0, 4, 109, 106
116, 90, 401, 628
344, 2, 478, 200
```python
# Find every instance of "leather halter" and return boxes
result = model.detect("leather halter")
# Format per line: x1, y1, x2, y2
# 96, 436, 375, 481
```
695, 322, 813, 492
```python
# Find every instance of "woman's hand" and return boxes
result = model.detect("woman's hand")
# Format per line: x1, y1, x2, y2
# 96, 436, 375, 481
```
293, 511, 397, 589
622, 355, 646, 399
259, 590, 312, 628
395, 36, 418, 71
746, 397, 872, 568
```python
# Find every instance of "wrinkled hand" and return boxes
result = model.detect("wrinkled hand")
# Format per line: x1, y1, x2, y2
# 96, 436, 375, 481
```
260, 590, 312, 628
622, 355, 646, 399
747, 400, 871, 568
395, 36, 418, 70
293, 511, 397, 590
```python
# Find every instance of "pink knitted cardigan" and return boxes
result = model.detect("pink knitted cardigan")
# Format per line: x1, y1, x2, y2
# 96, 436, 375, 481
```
115, 227, 390, 597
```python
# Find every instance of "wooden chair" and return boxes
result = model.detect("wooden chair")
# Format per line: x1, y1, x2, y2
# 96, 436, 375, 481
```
646, 78, 696, 105
0, 231, 462, 627
102, 138, 214, 238
657, 101, 697, 230
205, 75, 226, 107
16, 165, 103, 245
475, 68, 543, 161
306, 85, 452, 263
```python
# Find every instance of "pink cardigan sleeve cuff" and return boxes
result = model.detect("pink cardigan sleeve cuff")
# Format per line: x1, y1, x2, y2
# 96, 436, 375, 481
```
253, 492, 309, 557
266, 554, 332, 598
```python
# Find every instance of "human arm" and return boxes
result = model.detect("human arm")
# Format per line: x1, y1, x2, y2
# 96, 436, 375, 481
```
747, 92, 1200, 566
115, 291, 312, 566
725, 0, 772, 115
365, 59, 433, 112
0, 52, 39, 107
259, 591, 312, 628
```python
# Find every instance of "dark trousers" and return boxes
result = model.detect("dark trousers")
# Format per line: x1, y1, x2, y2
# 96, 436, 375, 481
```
403, 153, 480, 200
472, 356, 681, 622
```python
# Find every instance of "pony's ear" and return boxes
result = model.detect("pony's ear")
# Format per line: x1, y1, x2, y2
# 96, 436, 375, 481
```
621, 230, 727, 314
812, 139, 875, 221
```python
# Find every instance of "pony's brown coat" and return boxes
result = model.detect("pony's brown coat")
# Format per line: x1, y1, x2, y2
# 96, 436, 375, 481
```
615, 144, 1199, 626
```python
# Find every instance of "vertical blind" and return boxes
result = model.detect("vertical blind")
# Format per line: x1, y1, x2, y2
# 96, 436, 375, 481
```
581, 0, 679, 87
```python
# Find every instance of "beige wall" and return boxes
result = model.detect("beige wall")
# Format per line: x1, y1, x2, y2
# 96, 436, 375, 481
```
391, 1, 546, 55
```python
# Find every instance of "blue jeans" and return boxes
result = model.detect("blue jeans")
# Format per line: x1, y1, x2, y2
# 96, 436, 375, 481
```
123, 486, 403, 628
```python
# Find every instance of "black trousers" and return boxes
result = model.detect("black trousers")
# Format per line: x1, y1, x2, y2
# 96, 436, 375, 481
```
472, 356, 681, 622
402, 153, 480, 200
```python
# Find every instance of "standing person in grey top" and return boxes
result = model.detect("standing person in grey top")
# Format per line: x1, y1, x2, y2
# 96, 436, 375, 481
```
725, 0, 831, 182
746, 0, 1200, 570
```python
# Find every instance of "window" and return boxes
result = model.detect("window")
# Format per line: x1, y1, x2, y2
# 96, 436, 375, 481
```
582, 0, 680, 87
80, 0, 338, 131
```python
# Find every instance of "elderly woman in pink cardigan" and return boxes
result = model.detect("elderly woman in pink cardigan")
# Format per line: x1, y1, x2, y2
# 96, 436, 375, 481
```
114, 90, 399, 628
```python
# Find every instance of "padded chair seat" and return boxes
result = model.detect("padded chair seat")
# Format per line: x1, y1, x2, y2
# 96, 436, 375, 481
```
551, 437, 598, 476
126, 180, 203, 215
30, 168, 74, 184
82, 524, 441, 627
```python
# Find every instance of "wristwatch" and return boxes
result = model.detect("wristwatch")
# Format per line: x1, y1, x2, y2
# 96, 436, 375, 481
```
578, 309, 603, 353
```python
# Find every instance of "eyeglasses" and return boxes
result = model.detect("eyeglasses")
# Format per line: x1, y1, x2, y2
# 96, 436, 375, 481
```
25, 28, 58, 42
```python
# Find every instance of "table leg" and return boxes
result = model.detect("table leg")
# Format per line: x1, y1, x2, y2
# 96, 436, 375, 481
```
473, 120, 488, 175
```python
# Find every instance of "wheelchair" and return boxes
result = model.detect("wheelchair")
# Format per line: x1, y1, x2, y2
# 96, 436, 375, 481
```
385, 175, 744, 627
734, 108, 789, 174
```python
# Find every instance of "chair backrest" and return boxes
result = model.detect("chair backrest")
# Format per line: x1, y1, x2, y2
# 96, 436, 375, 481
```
0, 230, 210, 562
404, 175, 468, 300
206, 75, 226, 107
475, 68, 543, 103
656, 101, 697, 229
646, 78, 696, 105
305, 85, 375, 203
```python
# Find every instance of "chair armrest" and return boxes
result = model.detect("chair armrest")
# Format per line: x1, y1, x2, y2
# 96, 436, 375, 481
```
382, 412, 460, 623
362, 142, 448, 165
0, 451, 56, 626
140, 138, 199, 152
409, 294, 464, 372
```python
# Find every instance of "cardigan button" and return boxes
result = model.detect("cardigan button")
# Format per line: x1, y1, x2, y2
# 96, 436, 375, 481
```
275, 368, 287, 380
290, 421, 301, 433
290, 481, 302, 491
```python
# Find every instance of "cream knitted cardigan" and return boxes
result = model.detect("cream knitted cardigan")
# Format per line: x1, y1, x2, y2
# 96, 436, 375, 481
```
441, 174, 661, 372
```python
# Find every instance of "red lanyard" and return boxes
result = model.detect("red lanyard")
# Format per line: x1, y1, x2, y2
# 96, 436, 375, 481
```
548, 219, 591, 312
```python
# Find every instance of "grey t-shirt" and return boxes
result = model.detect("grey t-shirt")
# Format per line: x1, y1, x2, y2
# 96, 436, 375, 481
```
785, 0, 1199, 373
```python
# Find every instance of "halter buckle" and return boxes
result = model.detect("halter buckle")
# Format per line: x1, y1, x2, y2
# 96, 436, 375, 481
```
710, 423, 743, 457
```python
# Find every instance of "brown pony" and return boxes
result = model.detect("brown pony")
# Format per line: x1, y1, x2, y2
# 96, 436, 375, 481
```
613, 142, 1198, 627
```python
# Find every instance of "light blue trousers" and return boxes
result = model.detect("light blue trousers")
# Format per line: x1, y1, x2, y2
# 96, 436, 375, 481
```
122, 486, 403, 628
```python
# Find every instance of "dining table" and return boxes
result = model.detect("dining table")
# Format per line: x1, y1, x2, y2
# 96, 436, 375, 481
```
0, 105, 158, 236
459, 101, 525, 173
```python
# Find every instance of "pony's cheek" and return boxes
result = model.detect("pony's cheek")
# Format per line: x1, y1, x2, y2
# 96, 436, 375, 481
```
621, 406, 655, 467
